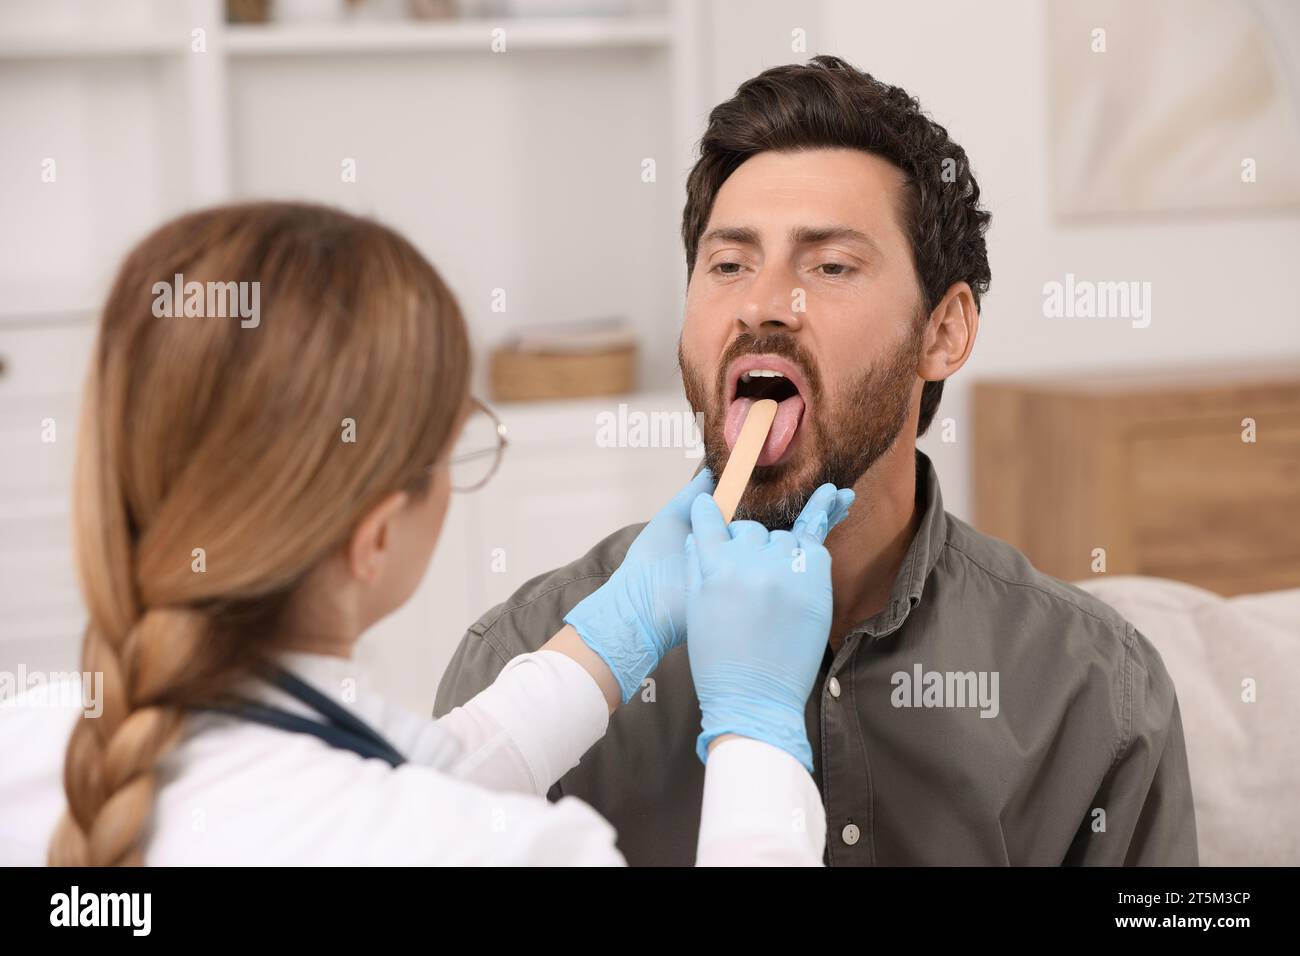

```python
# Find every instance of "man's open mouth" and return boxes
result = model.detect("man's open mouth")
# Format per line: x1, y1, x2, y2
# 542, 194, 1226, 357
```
724, 354, 809, 467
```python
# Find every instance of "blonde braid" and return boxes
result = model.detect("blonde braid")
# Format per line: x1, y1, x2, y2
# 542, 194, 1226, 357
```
49, 610, 205, 866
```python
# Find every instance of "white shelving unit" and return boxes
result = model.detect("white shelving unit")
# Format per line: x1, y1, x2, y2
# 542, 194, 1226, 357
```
0, 0, 707, 319
0, 31, 185, 59
225, 17, 675, 54
0, 0, 710, 709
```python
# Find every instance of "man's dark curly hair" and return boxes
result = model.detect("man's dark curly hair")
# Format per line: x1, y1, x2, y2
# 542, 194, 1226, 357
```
682, 55, 992, 437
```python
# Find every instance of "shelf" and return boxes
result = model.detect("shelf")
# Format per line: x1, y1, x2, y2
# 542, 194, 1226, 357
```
0, 16, 673, 61
0, 30, 188, 60
0, 280, 103, 326
225, 17, 672, 56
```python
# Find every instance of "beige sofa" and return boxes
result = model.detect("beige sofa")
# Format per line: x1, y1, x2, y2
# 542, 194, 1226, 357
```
1075, 576, 1300, 866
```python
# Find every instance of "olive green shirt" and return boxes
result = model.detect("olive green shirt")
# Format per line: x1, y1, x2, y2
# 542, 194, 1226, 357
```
435, 451, 1198, 866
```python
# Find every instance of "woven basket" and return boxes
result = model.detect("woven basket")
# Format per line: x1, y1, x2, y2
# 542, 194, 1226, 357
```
489, 345, 636, 402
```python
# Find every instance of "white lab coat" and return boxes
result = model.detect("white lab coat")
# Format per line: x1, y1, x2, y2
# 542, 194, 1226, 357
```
0, 649, 826, 865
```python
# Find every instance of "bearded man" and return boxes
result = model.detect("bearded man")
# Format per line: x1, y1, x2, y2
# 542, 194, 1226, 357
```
436, 56, 1197, 867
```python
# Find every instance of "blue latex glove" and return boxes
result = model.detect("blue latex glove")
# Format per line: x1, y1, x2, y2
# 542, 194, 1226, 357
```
563, 468, 716, 703
684, 483, 854, 772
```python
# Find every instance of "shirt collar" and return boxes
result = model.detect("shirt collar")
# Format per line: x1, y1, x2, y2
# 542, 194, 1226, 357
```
852, 448, 948, 640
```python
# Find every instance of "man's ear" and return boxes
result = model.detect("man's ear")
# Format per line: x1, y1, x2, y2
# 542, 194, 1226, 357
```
346, 490, 410, 583
918, 281, 979, 382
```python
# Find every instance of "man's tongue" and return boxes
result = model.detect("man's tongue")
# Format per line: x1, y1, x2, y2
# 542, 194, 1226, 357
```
724, 394, 805, 466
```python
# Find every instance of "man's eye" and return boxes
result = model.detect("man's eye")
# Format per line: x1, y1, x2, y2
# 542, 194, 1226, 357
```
818, 263, 851, 277
713, 262, 743, 276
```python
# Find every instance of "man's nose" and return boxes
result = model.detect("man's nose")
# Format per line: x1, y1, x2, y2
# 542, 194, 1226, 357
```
735, 263, 804, 336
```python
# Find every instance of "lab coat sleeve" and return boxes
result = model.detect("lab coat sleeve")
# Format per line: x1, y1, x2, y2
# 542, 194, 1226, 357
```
381, 771, 627, 866
437, 650, 609, 797
696, 737, 828, 866
437, 645, 830, 865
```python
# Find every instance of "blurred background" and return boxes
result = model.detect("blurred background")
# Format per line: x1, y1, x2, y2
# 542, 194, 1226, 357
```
2, 4, 1298, 860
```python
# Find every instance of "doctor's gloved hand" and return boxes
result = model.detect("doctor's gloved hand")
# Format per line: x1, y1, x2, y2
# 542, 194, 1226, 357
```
684, 483, 852, 773
563, 468, 716, 704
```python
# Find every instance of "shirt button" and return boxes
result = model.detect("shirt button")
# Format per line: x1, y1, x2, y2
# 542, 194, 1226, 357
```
828, 676, 841, 699
841, 823, 860, 846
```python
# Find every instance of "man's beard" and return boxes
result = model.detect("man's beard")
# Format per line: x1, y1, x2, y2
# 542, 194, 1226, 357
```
679, 317, 923, 530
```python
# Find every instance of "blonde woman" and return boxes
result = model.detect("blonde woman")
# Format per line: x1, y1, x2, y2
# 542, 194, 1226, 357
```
0, 203, 851, 866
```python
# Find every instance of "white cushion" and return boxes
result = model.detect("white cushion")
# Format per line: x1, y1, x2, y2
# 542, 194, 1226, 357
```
1074, 575, 1300, 866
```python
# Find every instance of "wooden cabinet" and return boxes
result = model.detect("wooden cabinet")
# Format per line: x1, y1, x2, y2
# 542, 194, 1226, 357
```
973, 363, 1300, 596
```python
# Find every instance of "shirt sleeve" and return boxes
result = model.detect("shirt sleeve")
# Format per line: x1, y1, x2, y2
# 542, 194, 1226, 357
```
1068, 626, 1199, 865
696, 737, 827, 866
436, 650, 609, 796
435, 622, 513, 715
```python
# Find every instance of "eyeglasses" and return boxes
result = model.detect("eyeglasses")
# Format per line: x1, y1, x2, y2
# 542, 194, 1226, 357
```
432, 398, 508, 493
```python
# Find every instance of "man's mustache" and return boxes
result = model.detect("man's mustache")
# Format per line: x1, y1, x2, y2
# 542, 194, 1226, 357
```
710, 331, 823, 407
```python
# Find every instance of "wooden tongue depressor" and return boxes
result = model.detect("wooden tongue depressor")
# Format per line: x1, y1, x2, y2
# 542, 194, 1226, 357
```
712, 398, 778, 523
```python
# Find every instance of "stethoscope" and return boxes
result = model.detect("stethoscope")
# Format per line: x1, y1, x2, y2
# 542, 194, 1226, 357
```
204, 667, 408, 768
